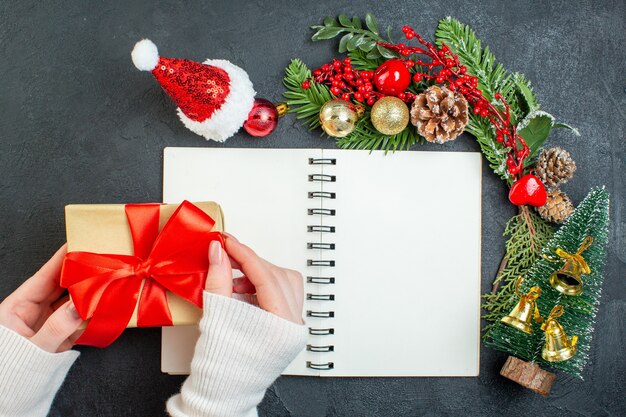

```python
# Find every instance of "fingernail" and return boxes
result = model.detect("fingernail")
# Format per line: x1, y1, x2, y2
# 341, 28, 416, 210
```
223, 232, 238, 242
66, 302, 81, 321
209, 240, 223, 264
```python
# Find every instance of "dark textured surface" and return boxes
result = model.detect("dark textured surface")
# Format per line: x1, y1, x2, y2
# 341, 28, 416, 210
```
0, 1, 624, 416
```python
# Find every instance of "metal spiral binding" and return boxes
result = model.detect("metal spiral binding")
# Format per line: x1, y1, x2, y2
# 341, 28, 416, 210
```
306, 157, 337, 371
307, 293, 335, 301
307, 276, 335, 284
307, 361, 334, 370
309, 158, 336, 165
307, 345, 334, 352
308, 328, 334, 335
307, 310, 334, 318
308, 191, 336, 199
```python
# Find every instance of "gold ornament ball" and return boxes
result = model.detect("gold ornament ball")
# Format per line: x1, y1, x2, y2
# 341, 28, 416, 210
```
370, 96, 410, 135
319, 99, 358, 137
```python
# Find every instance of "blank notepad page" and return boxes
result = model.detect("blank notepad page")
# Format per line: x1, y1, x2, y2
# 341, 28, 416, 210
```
162, 147, 481, 377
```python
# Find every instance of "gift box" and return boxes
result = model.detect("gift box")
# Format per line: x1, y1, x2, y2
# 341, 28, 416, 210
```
61, 201, 224, 347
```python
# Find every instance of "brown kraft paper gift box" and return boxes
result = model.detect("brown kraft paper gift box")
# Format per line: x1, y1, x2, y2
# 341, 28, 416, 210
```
64, 201, 224, 328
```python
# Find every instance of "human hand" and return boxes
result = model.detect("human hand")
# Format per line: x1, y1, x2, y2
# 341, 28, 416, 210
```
0, 245, 84, 353
205, 234, 304, 324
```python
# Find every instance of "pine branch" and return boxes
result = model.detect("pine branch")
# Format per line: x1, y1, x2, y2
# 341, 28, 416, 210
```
435, 17, 543, 182
484, 188, 611, 378
482, 208, 554, 333
283, 59, 333, 130
283, 58, 424, 151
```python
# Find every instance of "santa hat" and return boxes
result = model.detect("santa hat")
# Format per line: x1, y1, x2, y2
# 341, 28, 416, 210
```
131, 39, 256, 142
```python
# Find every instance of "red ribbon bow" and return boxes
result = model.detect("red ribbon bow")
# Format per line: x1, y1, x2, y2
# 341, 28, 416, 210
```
61, 200, 223, 348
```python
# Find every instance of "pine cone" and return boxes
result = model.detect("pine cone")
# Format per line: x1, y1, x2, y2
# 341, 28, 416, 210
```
410, 86, 468, 143
535, 147, 576, 189
536, 189, 574, 223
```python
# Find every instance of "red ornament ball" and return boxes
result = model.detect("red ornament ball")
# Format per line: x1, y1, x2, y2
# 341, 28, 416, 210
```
372, 59, 411, 96
243, 98, 278, 137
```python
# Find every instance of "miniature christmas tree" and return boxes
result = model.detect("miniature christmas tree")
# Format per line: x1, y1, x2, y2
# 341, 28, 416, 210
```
484, 187, 610, 396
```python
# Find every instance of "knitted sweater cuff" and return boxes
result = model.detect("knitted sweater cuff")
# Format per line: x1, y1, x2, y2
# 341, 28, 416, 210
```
0, 325, 79, 417
167, 292, 308, 417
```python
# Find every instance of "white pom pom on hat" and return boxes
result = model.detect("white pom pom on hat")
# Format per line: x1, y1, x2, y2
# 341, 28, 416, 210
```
131, 39, 159, 71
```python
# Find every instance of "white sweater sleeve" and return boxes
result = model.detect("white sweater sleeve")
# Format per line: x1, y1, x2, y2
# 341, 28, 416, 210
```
166, 292, 308, 417
0, 325, 79, 417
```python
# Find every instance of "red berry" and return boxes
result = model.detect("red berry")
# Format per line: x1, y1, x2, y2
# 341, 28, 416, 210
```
448, 83, 456, 91
509, 166, 519, 174
343, 57, 351, 65
334, 74, 343, 81
413, 73, 423, 82
364, 83, 373, 92
400, 49, 410, 56
330, 86, 341, 95
480, 109, 489, 117
398, 92, 406, 100
364, 92, 371, 99
366, 97, 375, 105
436, 76, 444, 83
342, 93, 351, 101
354, 92, 364, 102
313, 69, 322, 77
402, 26, 410, 33
473, 106, 481, 115
459, 66, 467, 74
460, 87, 468, 94
302, 81, 310, 89
358, 85, 366, 93
344, 73, 354, 81
321, 64, 331, 72
455, 78, 464, 86
406, 32, 415, 39
405, 60, 415, 68
496, 134, 504, 143
356, 78, 364, 86
494, 92, 502, 100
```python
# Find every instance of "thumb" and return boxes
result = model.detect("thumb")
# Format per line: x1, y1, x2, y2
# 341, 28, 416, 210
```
205, 240, 233, 297
30, 301, 83, 353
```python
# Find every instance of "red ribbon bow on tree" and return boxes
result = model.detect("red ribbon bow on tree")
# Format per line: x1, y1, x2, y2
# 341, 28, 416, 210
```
60, 200, 223, 348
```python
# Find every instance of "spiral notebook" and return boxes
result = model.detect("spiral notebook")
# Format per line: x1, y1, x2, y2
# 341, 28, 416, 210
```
162, 147, 482, 377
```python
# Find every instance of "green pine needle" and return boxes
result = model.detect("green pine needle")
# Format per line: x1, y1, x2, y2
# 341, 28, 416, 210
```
435, 17, 540, 183
282, 58, 424, 152
484, 188, 610, 378
482, 208, 554, 333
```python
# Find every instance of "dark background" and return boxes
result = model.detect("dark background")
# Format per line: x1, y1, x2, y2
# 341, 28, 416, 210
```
0, 0, 624, 416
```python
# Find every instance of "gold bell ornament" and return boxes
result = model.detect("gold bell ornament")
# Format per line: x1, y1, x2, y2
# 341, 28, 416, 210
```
500, 277, 543, 334
541, 305, 578, 362
544, 236, 593, 296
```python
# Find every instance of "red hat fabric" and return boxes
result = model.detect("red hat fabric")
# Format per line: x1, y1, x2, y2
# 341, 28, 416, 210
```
132, 39, 255, 142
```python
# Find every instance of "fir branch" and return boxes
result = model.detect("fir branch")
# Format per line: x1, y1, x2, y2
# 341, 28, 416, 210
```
482, 207, 554, 333
283, 58, 424, 151
435, 17, 542, 181
283, 59, 333, 130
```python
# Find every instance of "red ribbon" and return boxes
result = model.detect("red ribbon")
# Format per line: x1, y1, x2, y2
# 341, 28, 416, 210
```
60, 200, 223, 348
